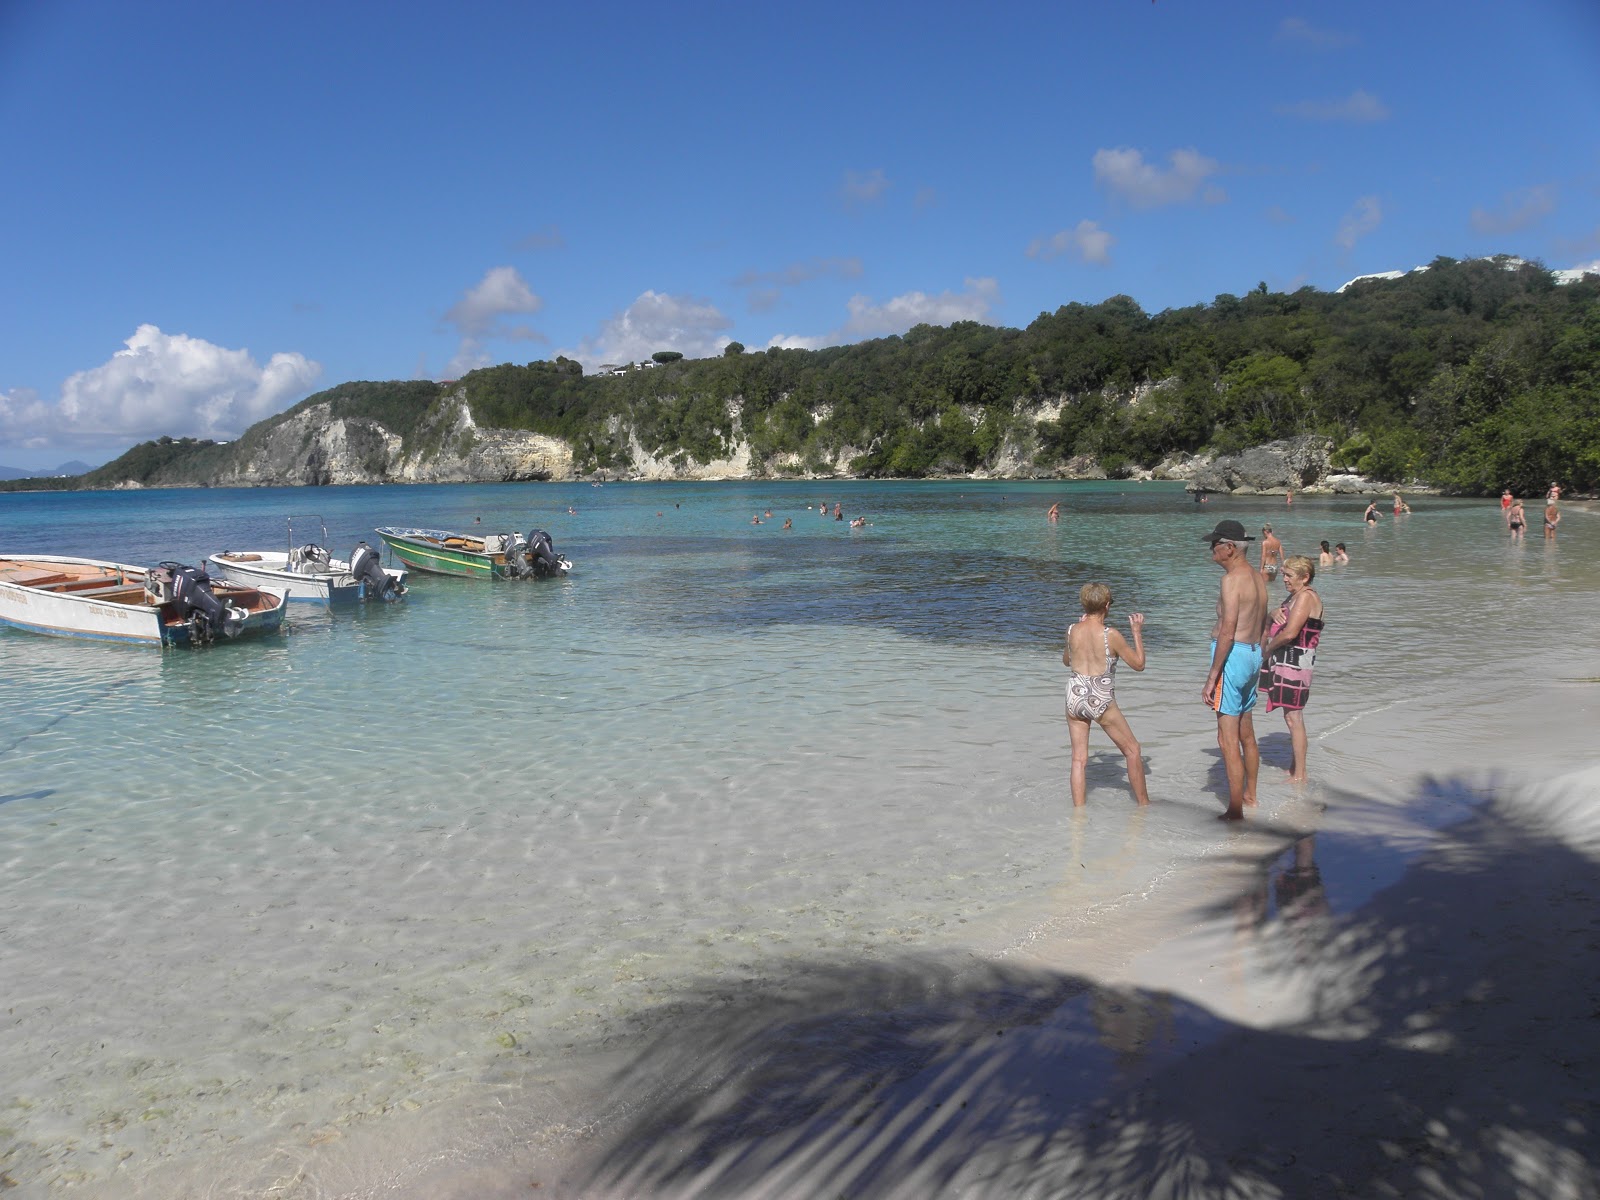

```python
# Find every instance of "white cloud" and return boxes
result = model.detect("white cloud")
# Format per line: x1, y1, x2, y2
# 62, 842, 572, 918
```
1093, 147, 1226, 208
1275, 89, 1390, 122
444, 266, 543, 338
565, 291, 734, 370
441, 266, 547, 378
1026, 220, 1115, 265
841, 168, 890, 207
767, 277, 1000, 350
0, 388, 52, 450
1470, 185, 1558, 235
21, 325, 322, 449
1335, 195, 1384, 252
1275, 18, 1357, 49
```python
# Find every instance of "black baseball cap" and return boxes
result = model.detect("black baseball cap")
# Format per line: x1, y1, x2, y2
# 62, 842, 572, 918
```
1200, 519, 1256, 544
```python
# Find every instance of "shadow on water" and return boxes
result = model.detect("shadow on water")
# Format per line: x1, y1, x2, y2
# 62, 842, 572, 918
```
592, 534, 1157, 650
565, 774, 1600, 1198
0, 788, 53, 807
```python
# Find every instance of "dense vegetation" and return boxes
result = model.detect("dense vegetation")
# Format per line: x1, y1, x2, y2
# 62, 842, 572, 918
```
6, 255, 1595, 495
451, 256, 1598, 493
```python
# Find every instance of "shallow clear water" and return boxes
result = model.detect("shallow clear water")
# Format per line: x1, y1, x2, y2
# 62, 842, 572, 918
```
1, 480, 1596, 1196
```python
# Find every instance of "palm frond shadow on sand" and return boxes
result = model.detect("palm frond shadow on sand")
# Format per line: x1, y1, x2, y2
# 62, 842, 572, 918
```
568, 774, 1600, 1199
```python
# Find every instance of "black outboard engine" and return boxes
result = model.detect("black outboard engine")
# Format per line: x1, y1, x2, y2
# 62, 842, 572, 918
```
523, 528, 565, 577
148, 560, 244, 644
348, 541, 403, 601
290, 543, 331, 573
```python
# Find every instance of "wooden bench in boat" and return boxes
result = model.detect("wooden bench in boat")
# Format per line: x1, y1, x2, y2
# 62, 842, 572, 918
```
50, 573, 127, 593
0, 565, 72, 587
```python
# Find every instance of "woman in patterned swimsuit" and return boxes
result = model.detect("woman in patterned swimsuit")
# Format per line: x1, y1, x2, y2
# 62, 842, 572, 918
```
1063, 582, 1149, 807
1258, 555, 1325, 782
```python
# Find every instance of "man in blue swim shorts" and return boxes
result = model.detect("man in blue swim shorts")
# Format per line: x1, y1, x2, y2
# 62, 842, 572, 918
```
1201, 520, 1269, 820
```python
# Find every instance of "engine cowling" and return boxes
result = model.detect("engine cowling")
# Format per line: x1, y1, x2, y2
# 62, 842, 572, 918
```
524, 529, 565, 577
153, 560, 245, 642
348, 542, 402, 600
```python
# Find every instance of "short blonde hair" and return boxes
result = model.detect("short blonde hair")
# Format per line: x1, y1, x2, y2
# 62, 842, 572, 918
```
1284, 554, 1315, 584
1080, 582, 1112, 614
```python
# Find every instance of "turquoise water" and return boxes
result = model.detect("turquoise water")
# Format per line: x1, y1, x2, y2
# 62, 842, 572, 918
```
1, 480, 1596, 1196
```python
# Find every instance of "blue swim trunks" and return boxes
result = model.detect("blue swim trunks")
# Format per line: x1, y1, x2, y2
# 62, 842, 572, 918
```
1208, 640, 1262, 716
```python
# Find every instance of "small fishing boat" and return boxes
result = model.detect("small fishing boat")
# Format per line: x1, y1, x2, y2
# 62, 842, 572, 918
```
210, 518, 406, 605
374, 526, 571, 579
0, 555, 287, 646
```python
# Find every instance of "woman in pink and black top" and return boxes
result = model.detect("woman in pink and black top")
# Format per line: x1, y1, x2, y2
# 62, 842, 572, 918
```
1258, 554, 1325, 782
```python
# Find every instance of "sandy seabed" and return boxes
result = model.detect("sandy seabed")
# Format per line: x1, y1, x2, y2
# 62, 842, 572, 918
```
6, 494, 1598, 1200
162, 674, 1597, 1200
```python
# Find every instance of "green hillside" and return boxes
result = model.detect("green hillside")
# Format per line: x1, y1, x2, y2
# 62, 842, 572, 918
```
7, 255, 1595, 494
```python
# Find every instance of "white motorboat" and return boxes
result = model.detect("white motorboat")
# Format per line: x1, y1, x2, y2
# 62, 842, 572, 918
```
0, 555, 287, 646
210, 519, 407, 605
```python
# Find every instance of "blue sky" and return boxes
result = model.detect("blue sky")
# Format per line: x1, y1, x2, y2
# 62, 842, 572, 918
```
2, 0, 1597, 470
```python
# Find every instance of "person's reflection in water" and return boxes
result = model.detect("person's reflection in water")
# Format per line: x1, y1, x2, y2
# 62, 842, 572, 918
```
1274, 835, 1331, 958
1090, 988, 1176, 1071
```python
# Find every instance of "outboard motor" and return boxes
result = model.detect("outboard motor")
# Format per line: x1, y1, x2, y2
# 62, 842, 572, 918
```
348, 541, 403, 601
151, 560, 245, 643
523, 528, 566, 577
289, 543, 331, 573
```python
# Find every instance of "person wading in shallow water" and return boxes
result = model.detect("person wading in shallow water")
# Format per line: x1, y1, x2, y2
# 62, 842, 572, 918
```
1258, 554, 1325, 783
1260, 525, 1284, 582
1062, 583, 1149, 808
1201, 520, 1268, 821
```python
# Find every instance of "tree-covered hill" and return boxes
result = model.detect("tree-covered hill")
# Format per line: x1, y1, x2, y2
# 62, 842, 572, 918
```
6, 255, 1595, 494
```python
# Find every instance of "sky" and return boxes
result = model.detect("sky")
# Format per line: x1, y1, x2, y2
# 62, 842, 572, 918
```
1, 0, 1598, 471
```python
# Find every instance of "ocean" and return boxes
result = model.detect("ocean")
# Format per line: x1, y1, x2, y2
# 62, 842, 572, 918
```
1, 479, 1595, 1197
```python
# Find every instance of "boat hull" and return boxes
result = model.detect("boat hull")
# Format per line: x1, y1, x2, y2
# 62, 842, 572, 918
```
208, 552, 406, 605
375, 528, 527, 578
0, 555, 287, 646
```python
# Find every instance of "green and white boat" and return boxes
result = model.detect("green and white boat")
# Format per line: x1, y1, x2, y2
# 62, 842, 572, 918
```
374, 527, 572, 579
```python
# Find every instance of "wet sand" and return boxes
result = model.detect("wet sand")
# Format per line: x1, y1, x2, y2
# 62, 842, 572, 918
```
523, 778, 1600, 1198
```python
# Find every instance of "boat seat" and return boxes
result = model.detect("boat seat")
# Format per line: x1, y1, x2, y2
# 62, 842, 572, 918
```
72, 584, 147, 600
54, 574, 124, 592
1, 567, 70, 587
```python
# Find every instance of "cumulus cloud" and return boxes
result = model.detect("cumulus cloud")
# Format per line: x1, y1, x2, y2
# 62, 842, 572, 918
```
1093, 147, 1226, 208
565, 291, 734, 370
1335, 195, 1384, 252
1275, 17, 1357, 49
767, 278, 1000, 350
441, 266, 547, 378
0, 327, 322, 455
1026, 220, 1115, 265
841, 168, 890, 207
444, 266, 543, 338
0, 388, 52, 450
1275, 89, 1390, 122
1470, 185, 1558, 235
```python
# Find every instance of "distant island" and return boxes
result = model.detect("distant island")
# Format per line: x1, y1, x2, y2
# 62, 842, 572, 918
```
5, 255, 1595, 497
0, 459, 93, 481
